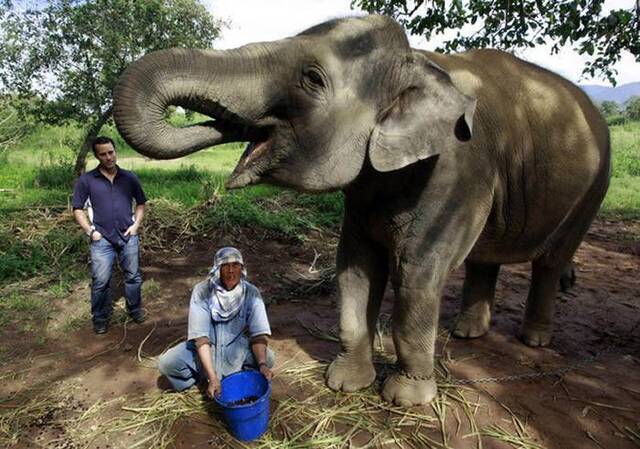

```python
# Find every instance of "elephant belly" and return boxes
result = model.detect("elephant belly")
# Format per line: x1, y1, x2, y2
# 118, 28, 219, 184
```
466, 237, 554, 265
467, 177, 601, 265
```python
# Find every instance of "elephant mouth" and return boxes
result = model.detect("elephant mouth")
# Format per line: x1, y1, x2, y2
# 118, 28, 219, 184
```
239, 140, 271, 168
185, 100, 277, 190
225, 136, 274, 189
190, 101, 269, 145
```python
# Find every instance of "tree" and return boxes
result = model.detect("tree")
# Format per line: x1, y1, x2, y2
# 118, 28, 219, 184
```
353, 0, 639, 85
0, 0, 223, 175
0, 96, 29, 160
625, 96, 640, 120
599, 100, 620, 117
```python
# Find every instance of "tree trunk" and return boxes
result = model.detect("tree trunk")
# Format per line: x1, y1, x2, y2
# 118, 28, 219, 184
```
74, 106, 113, 177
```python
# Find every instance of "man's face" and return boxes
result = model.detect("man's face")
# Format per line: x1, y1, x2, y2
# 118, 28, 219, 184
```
95, 142, 117, 170
220, 261, 242, 290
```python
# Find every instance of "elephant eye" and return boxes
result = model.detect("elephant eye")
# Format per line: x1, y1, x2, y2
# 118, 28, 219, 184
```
303, 67, 325, 89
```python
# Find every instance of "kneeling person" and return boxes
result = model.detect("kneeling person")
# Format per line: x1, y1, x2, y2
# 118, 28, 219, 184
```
159, 247, 274, 398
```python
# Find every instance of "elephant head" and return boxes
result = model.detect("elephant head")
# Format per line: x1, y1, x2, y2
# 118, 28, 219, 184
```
113, 15, 475, 192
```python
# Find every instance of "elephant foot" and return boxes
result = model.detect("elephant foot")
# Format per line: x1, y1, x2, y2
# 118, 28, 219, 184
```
452, 304, 491, 339
519, 323, 553, 347
381, 372, 437, 406
325, 354, 376, 392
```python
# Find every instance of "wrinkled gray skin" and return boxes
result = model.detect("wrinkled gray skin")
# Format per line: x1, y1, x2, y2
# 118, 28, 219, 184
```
113, 15, 610, 406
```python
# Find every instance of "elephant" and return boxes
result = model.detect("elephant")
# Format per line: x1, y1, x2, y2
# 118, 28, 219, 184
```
113, 14, 610, 406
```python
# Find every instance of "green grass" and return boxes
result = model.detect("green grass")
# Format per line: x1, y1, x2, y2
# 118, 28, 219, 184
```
0, 220, 86, 283
60, 312, 90, 333
46, 278, 80, 299
0, 292, 50, 330
137, 165, 223, 206
601, 176, 640, 218
610, 121, 640, 177
143, 278, 161, 298
196, 187, 343, 238
601, 121, 640, 219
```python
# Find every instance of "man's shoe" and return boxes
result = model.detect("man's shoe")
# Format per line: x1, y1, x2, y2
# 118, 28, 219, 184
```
94, 323, 108, 334
131, 313, 145, 324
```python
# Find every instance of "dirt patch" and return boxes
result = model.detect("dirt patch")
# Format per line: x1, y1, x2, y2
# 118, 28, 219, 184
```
1, 218, 639, 448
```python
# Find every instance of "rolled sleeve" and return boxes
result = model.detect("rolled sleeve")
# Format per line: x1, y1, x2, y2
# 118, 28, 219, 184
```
247, 293, 271, 338
187, 282, 211, 341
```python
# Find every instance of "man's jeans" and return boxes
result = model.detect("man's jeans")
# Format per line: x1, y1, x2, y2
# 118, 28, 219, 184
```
90, 235, 142, 325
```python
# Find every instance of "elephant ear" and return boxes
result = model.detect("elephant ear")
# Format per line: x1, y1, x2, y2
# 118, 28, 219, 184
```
369, 53, 477, 172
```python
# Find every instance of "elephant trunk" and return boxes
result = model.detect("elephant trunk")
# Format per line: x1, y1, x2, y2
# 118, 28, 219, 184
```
113, 46, 275, 159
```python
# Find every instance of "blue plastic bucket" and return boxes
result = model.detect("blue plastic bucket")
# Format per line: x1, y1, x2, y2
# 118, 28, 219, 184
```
215, 370, 271, 441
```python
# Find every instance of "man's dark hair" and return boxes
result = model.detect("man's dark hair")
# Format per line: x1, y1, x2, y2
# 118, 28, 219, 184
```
92, 136, 116, 155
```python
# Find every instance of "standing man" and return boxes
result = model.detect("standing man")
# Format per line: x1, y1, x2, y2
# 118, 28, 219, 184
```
72, 136, 147, 334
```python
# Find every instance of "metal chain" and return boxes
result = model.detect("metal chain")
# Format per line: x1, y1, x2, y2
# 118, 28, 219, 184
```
448, 351, 601, 386
391, 351, 603, 385
397, 366, 434, 381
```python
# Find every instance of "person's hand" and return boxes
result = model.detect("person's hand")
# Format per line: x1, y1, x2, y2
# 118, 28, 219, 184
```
259, 364, 273, 381
91, 230, 103, 241
206, 376, 221, 399
124, 223, 139, 236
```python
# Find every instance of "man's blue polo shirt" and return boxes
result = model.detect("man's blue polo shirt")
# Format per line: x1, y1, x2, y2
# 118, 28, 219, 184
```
72, 166, 147, 244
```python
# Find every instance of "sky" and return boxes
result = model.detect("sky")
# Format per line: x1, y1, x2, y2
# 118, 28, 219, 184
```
204, 0, 639, 86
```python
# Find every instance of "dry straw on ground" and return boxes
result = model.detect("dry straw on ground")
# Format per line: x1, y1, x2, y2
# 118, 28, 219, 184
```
95, 357, 548, 449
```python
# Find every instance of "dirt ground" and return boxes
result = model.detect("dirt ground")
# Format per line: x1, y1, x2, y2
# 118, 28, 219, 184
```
2, 217, 639, 448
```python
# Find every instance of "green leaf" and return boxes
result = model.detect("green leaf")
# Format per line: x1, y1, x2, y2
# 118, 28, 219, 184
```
351, 0, 638, 84
0, 0, 223, 129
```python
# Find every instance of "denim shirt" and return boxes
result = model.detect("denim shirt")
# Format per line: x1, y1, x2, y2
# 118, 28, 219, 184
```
187, 280, 271, 377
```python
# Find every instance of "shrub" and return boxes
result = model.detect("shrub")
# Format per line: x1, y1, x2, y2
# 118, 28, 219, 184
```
137, 164, 206, 183
31, 162, 76, 189
607, 114, 627, 126
0, 213, 86, 284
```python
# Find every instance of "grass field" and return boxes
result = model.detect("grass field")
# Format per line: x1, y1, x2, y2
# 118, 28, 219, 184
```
604, 121, 640, 218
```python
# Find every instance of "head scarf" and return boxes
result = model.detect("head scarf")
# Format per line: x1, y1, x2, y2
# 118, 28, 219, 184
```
208, 247, 248, 322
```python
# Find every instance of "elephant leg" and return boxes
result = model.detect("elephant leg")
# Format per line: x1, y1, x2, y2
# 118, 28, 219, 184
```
520, 260, 566, 347
453, 261, 500, 338
325, 224, 388, 392
382, 282, 440, 406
